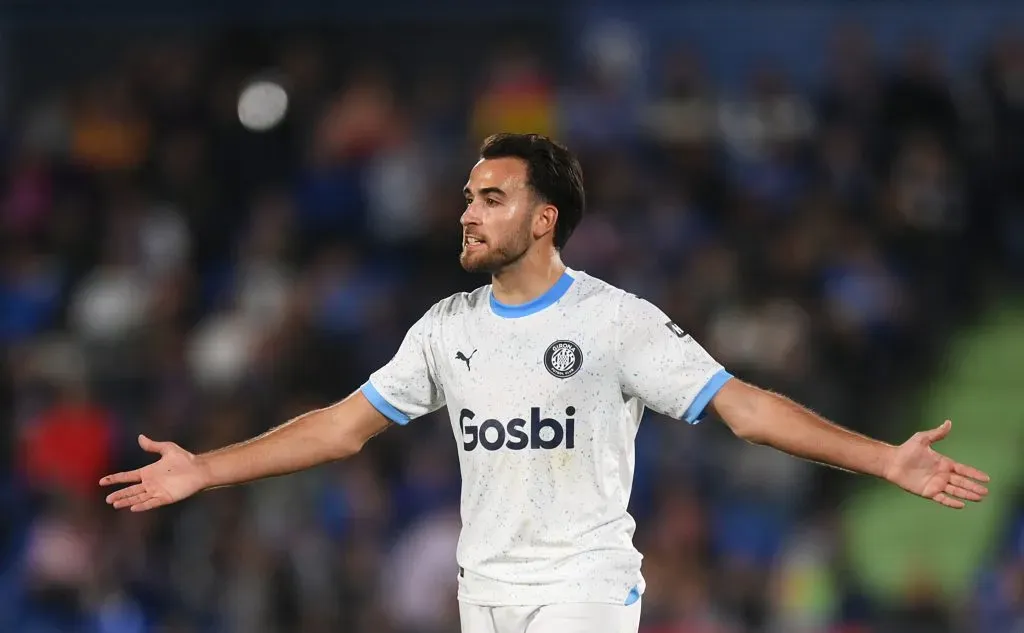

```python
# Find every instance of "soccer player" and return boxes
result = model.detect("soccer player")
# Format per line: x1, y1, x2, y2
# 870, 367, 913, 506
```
101, 133, 991, 633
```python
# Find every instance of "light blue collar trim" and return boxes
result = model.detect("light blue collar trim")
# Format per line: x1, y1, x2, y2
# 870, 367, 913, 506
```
489, 271, 575, 318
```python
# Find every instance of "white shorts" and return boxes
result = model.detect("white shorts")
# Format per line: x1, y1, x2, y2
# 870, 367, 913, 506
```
459, 600, 641, 633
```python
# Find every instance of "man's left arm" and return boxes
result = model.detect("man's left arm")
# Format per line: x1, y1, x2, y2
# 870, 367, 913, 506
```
709, 378, 991, 509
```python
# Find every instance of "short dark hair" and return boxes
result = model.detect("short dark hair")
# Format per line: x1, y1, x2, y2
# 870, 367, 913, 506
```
479, 133, 585, 249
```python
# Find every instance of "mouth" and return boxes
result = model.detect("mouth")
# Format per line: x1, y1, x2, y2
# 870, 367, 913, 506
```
463, 235, 486, 251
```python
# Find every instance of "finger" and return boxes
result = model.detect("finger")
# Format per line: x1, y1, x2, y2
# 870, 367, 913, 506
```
138, 434, 168, 455
131, 496, 167, 512
933, 493, 965, 509
113, 492, 152, 509
106, 483, 147, 504
99, 471, 141, 486
954, 462, 990, 483
949, 474, 989, 496
945, 484, 983, 503
922, 420, 952, 444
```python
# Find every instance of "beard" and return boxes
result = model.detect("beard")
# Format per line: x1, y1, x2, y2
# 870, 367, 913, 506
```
459, 226, 532, 274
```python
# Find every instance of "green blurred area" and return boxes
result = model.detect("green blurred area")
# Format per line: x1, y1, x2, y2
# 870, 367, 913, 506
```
846, 300, 1024, 601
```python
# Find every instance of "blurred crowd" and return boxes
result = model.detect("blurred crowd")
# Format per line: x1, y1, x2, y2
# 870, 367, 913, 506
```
1, 18, 1023, 633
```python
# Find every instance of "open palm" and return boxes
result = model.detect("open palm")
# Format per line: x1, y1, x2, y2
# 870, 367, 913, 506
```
100, 435, 209, 512
884, 420, 990, 509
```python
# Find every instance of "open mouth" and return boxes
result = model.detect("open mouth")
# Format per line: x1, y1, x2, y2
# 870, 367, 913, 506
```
464, 235, 486, 250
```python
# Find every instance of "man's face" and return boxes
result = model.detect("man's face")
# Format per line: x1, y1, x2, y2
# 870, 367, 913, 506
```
460, 157, 537, 274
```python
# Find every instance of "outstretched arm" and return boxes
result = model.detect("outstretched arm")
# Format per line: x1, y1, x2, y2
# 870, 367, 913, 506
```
709, 378, 990, 509
101, 390, 390, 512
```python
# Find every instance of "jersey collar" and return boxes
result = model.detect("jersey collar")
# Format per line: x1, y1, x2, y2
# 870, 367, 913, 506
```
489, 270, 575, 318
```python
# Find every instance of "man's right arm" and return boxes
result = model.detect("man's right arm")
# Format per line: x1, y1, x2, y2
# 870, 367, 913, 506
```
199, 390, 390, 487
103, 302, 444, 513
101, 390, 390, 512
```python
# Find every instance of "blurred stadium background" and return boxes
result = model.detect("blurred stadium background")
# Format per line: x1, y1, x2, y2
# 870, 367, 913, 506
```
2, 1, 1024, 632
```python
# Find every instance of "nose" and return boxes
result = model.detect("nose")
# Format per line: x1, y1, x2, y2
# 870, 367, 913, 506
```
461, 200, 481, 228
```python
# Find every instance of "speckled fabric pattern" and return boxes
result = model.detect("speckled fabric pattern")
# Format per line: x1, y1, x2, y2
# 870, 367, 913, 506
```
459, 599, 642, 633
362, 269, 727, 607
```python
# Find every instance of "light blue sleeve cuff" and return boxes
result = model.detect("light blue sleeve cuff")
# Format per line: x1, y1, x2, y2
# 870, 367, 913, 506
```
360, 381, 411, 425
682, 369, 733, 424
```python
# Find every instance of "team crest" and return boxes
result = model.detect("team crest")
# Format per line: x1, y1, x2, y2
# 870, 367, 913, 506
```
544, 340, 583, 379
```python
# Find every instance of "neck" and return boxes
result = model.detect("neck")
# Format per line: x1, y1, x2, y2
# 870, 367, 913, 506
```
491, 248, 566, 306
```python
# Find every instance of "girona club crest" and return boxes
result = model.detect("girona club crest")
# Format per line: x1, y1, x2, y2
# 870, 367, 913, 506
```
543, 340, 583, 379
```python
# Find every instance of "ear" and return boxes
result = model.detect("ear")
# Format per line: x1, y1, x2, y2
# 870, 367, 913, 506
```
533, 204, 559, 242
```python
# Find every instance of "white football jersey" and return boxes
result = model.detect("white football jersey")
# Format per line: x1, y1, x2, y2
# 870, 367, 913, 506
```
361, 269, 731, 607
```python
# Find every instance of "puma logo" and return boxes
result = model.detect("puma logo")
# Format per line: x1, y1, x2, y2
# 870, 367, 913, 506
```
456, 349, 477, 370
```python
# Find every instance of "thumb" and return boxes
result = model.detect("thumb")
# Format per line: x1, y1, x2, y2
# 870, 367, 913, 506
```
138, 434, 168, 455
921, 420, 952, 445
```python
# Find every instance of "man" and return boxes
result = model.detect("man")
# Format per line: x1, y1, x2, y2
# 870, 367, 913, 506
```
101, 133, 990, 633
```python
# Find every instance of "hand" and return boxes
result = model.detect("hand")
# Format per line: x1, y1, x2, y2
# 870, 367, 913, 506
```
100, 435, 210, 512
883, 420, 990, 509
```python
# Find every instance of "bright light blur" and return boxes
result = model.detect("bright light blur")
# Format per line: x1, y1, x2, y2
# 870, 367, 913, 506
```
238, 80, 289, 131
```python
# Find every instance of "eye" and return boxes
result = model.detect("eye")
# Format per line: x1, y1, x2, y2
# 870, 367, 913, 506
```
485, 198, 500, 207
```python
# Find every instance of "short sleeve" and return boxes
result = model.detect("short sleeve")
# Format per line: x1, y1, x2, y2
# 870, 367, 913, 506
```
616, 293, 732, 424
361, 307, 446, 425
